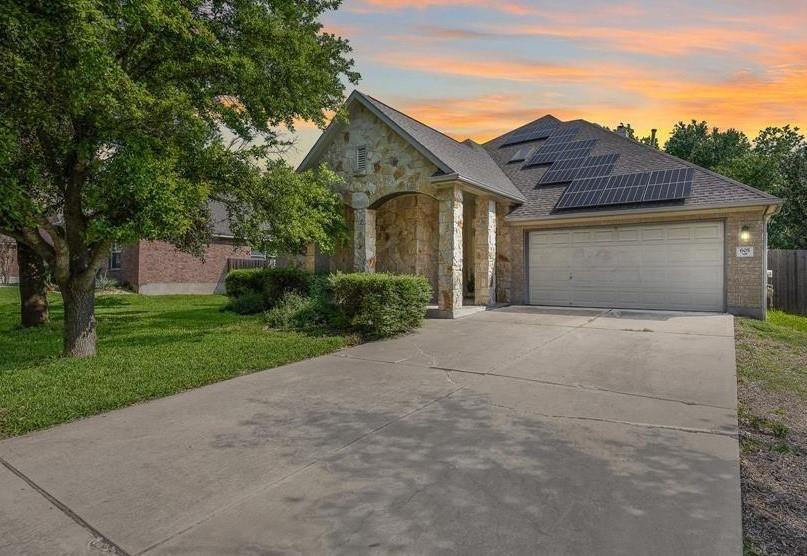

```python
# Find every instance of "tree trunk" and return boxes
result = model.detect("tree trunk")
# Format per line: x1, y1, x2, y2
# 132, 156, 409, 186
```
18, 242, 49, 327
62, 279, 96, 357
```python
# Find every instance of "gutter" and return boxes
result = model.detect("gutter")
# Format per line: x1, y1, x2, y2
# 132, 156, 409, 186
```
431, 172, 527, 203
506, 198, 783, 225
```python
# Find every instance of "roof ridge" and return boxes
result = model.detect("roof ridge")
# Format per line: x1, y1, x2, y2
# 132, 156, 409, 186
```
576, 120, 780, 201
483, 114, 562, 146
360, 92, 473, 148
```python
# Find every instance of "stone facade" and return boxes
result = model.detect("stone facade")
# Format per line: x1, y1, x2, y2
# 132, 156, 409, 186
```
321, 103, 440, 209
495, 203, 513, 303
438, 184, 464, 313
375, 194, 439, 296
353, 208, 377, 272
474, 196, 497, 305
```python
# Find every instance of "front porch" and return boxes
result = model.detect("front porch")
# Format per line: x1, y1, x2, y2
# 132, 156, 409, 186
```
347, 183, 509, 319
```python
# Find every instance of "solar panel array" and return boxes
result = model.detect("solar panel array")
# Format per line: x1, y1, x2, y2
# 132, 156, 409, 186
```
500, 121, 560, 147
540, 153, 620, 184
524, 139, 596, 167
555, 167, 694, 210
508, 145, 534, 163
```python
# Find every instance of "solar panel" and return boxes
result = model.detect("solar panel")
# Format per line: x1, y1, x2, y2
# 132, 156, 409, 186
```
523, 138, 596, 167
539, 153, 619, 184
508, 145, 534, 163
500, 122, 560, 147
555, 167, 694, 210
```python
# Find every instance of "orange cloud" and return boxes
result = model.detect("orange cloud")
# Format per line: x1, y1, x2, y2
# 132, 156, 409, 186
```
353, 0, 528, 14
371, 52, 646, 83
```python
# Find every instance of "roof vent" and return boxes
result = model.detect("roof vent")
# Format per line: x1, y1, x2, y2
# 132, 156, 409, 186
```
353, 145, 368, 175
615, 123, 629, 138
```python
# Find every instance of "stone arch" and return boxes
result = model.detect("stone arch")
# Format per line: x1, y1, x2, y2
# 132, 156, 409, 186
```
373, 192, 439, 299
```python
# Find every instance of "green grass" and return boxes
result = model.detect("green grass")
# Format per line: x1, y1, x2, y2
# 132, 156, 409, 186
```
735, 310, 807, 398
0, 287, 346, 438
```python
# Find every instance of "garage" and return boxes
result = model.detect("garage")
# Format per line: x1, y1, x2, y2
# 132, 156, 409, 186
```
528, 221, 725, 312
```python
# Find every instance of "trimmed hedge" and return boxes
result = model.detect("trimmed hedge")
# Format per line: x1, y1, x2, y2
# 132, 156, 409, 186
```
329, 273, 432, 338
227, 268, 432, 338
224, 267, 313, 314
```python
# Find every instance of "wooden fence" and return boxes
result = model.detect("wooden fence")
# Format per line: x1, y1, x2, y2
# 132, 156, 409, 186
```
768, 249, 807, 315
227, 257, 275, 271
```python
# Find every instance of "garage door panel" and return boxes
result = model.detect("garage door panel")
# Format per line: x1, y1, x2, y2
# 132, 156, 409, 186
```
529, 222, 724, 312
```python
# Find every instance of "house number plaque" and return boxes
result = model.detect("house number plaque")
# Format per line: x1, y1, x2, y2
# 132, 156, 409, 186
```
736, 246, 754, 258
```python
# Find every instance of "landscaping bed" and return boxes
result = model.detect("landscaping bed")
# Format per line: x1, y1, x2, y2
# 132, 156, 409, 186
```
0, 287, 346, 438
735, 311, 807, 555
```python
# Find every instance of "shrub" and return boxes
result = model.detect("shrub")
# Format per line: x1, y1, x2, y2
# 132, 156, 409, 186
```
225, 267, 313, 314
329, 273, 432, 338
264, 292, 322, 330
228, 291, 265, 315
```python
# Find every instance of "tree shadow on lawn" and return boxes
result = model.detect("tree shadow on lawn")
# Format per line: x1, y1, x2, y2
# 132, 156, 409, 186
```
205, 389, 739, 555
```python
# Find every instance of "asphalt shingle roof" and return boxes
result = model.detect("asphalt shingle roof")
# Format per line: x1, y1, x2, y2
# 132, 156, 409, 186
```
360, 93, 526, 202
483, 118, 779, 220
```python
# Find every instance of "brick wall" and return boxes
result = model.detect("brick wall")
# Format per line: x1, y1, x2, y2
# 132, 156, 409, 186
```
725, 212, 766, 318
136, 239, 248, 294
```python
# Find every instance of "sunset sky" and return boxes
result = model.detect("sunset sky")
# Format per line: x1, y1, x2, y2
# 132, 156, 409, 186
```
285, 0, 806, 166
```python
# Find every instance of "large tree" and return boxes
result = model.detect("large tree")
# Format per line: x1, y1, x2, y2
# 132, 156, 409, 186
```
714, 126, 807, 249
0, 0, 358, 357
664, 120, 750, 170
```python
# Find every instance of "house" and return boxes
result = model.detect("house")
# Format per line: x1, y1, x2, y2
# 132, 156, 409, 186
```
299, 90, 781, 319
2, 203, 264, 294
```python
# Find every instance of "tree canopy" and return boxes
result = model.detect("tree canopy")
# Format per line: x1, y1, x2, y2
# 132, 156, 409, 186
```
664, 121, 806, 249
0, 0, 359, 356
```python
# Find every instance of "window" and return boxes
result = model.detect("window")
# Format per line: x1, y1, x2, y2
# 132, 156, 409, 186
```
108, 244, 122, 270
355, 145, 368, 174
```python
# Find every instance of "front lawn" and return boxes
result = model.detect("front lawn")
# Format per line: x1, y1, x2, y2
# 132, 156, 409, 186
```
0, 287, 346, 438
735, 310, 807, 556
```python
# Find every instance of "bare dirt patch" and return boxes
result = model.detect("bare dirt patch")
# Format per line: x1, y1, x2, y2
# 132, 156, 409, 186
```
735, 315, 807, 555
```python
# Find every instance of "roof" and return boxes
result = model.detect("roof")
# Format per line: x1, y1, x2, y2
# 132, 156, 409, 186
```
300, 90, 779, 220
209, 201, 233, 237
299, 91, 526, 202
483, 119, 781, 221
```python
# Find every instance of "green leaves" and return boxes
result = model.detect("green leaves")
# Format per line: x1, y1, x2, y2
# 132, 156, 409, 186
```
0, 0, 357, 261
664, 120, 806, 249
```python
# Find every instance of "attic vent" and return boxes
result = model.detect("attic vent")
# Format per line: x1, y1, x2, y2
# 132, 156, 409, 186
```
354, 145, 368, 175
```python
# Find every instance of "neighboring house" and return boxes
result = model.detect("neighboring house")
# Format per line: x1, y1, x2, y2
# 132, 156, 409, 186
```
299, 90, 781, 319
3, 203, 264, 294
107, 202, 262, 294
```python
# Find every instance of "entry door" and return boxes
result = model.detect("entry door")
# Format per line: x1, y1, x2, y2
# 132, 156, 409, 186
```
528, 222, 724, 311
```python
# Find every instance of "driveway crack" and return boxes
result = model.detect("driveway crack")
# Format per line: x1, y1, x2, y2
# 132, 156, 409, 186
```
0, 455, 129, 555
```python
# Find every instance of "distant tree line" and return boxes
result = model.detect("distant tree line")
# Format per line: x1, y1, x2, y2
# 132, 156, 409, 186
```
619, 121, 806, 249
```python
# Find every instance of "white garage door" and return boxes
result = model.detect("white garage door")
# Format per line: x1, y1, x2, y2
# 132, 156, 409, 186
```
528, 222, 724, 311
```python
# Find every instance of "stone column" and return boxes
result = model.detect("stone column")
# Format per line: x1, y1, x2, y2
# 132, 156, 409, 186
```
353, 207, 376, 272
438, 184, 463, 314
474, 196, 496, 306
495, 202, 512, 303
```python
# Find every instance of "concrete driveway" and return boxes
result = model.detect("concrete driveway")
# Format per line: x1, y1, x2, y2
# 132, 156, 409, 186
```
0, 307, 740, 555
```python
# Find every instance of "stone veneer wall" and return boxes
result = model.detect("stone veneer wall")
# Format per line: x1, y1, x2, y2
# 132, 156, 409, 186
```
320, 103, 440, 211
375, 194, 438, 296
506, 208, 769, 317
495, 204, 513, 303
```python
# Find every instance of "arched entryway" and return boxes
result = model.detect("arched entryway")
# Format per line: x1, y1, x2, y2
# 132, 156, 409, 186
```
372, 192, 439, 300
